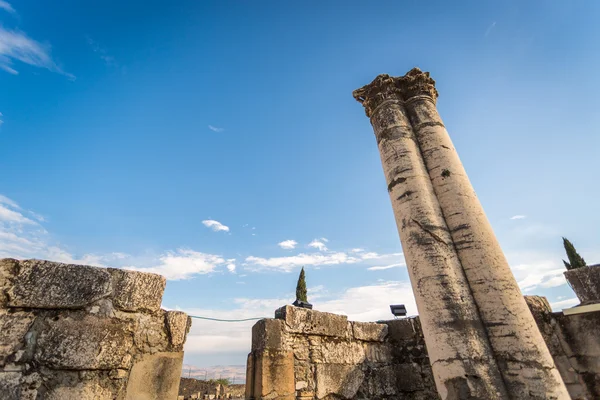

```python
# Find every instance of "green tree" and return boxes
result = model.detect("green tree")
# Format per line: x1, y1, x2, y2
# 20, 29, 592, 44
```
296, 267, 308, 302
563, 237, 587, 270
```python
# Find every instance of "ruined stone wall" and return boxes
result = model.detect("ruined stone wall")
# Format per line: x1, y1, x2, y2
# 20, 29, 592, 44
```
0, 258, 191, 400
526, 296, 600, 400
248, 302, 600, 400
246, 306, 438, 400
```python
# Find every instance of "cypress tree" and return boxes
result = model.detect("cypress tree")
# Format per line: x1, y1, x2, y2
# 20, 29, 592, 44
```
563, 237, 587, 270
296, 267, 308, 303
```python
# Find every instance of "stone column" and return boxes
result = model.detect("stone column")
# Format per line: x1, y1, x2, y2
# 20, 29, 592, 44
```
399, 68, 570, 399
353, 76, 508, 399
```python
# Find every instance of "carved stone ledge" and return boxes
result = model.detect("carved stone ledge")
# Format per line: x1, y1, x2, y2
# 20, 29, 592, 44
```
352, 74, 402, 118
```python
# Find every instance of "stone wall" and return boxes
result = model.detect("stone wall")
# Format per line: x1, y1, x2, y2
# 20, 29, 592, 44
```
246, 305, 437, 400
526, 296, 600, 400
248, 302, 600, 400
0, 258, 191, 400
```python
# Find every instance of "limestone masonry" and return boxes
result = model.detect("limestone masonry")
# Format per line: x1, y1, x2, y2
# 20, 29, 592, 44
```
0, 258, 191, 399
247, 298, 600, 400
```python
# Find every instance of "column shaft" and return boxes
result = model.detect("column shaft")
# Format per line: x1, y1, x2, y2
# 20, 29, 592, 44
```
403, 85, 569, 398
363, 85, 508, 399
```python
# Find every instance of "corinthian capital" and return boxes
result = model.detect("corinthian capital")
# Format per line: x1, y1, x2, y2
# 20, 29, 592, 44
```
352, 74, 402, 118
397, 67, 438, 102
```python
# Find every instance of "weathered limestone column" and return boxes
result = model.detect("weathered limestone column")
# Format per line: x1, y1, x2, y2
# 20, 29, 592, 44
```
353, 76, 508, 399
399, 68, 570, 399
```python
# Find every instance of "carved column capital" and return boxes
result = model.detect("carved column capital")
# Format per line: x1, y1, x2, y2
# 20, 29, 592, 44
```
352, 74, 402, 118
397, 67, 438, 102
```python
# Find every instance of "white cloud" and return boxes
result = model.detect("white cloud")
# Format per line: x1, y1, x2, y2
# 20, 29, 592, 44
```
226, 259, 236, 273
245, 252, 357, 272
308, 238, 328, 251
507, 251, 572, 293
0, 1, 15, 14
0, 204, 36, 224
0, 27, 74, 79
351, 248, 364, 253
0, 194, 20, 209
367, 263, 405, 271
510, 215, 526, 220
244, 248, 404, 273
550, 297, 579, 311
0, 111, 3, 125
0, 193, 235, 280
202, 219, 230, 232
278, 240, 297, 250
127, 249, 225, 280
208, 125, 224, 133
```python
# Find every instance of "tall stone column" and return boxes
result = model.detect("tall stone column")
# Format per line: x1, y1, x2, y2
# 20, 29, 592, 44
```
353, 76, 508, 399
399, 68, 570, 399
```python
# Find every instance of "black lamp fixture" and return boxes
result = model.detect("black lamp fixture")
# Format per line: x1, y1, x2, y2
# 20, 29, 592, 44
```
390, 304, 407, 318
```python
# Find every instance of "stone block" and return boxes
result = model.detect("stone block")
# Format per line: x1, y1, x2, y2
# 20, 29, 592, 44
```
363, 342, 394, 363
0, 259, 19, 308
7, 260, 111, 309
395, 363, 425, 392
315, 364, 365, 399
251, 318, 285, 351
275, 305, 349, 338
125, 352, 184, 400
385, 318, 419, 342
564, 265, 600, 304
0, 310, 35, 366
108, 268, 166, 312
253, 350, 295, 400
245, 352, 254, 399
44, 380, 117, 400
35, 314, 133, 369
352, 321, 388, 342
363, 365, 398, 396
0, 371, 22, 400
165, 311, 191, 348
315, 340, 365, 364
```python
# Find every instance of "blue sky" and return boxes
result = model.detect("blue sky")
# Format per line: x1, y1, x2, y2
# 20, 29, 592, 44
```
1, 0, 599, 378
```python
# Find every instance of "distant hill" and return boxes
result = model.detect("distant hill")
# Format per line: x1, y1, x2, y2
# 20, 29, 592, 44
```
179, 378, 245, 398
181, 364, 246, 383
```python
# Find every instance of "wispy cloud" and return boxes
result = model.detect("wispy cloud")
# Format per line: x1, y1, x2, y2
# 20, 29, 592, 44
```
550, 297, 579, 311
0, 27, 74, 79
308, 238, 328, 251
510, 215, 526, 220
0, 111, 3, 126
367, 263, 405, 271
202, 219, 230, 232
0, 1, 15, 14
127, 249, 226, 280
86, 36, 117, 67
278, 240, 297, 250
244, 247, 404, 273
485, 21, 497, 37
208, 125, 224, 133
0, 193, 237, 281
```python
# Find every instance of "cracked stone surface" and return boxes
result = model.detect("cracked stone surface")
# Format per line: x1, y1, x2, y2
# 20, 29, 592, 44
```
8, 260, 112, 309
0, 258, 190, 399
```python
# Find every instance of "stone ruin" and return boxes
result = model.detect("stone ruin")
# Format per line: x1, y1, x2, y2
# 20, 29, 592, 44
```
246, 293, 600, 400
2, 67, 600, 400
0, 258, 191, 399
